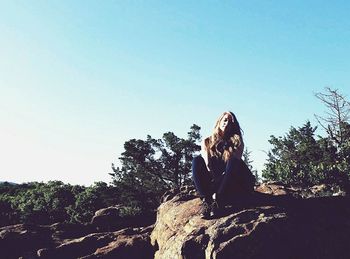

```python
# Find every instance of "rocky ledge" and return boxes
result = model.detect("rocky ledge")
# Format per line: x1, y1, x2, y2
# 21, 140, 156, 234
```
1, 183, 350, 259
151, 183, 350, 258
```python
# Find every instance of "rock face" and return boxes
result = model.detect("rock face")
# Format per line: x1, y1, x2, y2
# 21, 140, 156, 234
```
0, 224, 53, 259
151, 185, 350, 259
1, 183, 349, 258
0, 222, 154, 259
38, 225, 154, 259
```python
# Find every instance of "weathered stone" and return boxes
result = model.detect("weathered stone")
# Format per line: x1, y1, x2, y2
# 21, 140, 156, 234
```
151, 186, 350, 259
37, 226, 155, 259
38, 232, 120, 258
91, 206, 122, 231
0, 224, 52, 259
83, 226, 155, 259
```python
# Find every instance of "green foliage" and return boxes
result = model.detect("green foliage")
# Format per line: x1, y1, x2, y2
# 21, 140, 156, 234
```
7, 181, 76, 224
0, 197, 17, 226
0, 182, 22, 225
110, 124, 201, 215
0, 181, 120, 226
67, 182, 119, 224
242, 148, 259, 183
262, 121, 350, 186
264, 88, 350, 187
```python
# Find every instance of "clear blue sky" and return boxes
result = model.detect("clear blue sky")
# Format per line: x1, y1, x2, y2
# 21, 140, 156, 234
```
1, 1, 349, 185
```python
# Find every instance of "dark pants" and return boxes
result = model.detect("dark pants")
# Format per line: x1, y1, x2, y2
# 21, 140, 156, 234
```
192, 155, 254, 201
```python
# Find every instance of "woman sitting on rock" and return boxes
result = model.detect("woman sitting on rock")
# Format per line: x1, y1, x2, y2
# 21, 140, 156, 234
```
192, 111, 255, 219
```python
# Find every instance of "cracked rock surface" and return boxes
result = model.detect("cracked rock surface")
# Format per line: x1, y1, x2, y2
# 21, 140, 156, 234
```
151, 185, 350, 259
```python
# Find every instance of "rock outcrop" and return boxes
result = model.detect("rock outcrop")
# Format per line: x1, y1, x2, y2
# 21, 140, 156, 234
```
151, 184, 350, 258
0, 224, 53, 259
1, 183, 349, 258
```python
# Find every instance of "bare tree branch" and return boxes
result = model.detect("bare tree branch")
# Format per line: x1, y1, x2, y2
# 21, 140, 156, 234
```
314, 87, 350, 149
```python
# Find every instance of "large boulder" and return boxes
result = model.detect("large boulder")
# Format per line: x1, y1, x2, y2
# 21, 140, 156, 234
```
151, 185, 350, 258
91, 206, 122, 231
91, 205, 156, 232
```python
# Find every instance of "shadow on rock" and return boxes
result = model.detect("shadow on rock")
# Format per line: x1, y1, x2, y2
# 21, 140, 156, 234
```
151, 186, 350, 259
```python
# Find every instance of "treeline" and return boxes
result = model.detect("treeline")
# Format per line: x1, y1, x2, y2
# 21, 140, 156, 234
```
1, 88, 349, 227
0, 181, 121, 227
0, 125, 204, 227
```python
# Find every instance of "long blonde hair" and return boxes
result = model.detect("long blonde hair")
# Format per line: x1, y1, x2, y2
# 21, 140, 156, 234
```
204, 111, 243, 162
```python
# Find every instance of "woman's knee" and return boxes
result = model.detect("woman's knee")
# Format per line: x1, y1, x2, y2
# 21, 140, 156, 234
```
192, 155, 206, 171
192, 155, 205, 164
192, 155, 208, 178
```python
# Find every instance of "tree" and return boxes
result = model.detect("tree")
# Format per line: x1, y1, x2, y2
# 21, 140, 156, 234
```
314, 87, 350, 184
0, 198, 17, 227
314, 87, 350, 150
157, 124, 201, 187
67, 182, 120, 224
110, 125, 201, 215
262, 121, 335, 186
242, 148, 259, 183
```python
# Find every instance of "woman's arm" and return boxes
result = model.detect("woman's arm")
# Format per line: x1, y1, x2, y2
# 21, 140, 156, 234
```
201, 138, 211, 171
